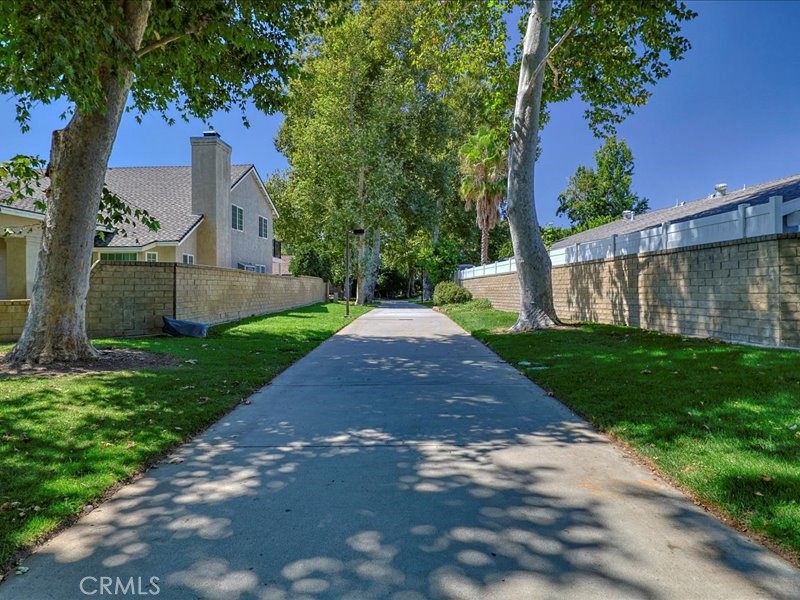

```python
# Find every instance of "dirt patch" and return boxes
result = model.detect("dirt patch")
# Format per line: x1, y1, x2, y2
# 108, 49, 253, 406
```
0, 348, 177, 379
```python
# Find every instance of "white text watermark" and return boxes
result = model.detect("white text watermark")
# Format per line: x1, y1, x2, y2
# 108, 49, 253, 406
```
79, 576, 160, 596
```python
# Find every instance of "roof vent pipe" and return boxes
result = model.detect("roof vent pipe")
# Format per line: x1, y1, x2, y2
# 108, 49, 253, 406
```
714, 183, 728, 196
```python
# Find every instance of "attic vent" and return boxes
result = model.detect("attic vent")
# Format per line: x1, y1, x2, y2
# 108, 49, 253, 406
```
622, 210, 635, 221
714, 183, 728, 197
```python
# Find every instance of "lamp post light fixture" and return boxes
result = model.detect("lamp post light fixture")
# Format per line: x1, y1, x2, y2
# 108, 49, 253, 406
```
345, 228, 366, 318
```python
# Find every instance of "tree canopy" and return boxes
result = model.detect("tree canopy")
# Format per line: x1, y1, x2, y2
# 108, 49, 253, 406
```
557, 136, 648, 227
1, 0, 317, 128
289, 244, 333, 283
274, 0, 509, 300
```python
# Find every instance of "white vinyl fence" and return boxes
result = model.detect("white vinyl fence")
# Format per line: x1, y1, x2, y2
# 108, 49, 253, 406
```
459, 194, 800, 281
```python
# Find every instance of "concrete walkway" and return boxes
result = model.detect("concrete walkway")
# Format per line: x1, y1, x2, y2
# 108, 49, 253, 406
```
2, 302, 799, 599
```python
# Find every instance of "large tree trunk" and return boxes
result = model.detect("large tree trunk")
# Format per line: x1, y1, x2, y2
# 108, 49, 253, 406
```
480, 226, 490, 265
421, 273, 433, 301
356, 226, 381, 305
506, 1, 560, 331
8, 1, 151, 364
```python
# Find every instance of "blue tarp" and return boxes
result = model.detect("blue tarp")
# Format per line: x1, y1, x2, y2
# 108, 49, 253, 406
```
162, 315, 210, 338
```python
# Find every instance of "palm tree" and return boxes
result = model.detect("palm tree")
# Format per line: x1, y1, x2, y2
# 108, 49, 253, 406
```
459, 126, 508, 265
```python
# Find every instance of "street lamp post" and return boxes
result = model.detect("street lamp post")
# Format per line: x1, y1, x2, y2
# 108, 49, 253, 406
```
345, 227, 365, 318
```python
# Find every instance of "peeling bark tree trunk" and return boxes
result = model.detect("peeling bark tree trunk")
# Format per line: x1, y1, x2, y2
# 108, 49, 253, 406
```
356, 226, 380, 305
421, 273, 433, 301
8, 1, 151, 364
506, 1, 560, 331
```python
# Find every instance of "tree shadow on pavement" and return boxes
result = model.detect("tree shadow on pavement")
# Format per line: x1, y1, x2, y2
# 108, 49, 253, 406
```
2, 310, 799, 600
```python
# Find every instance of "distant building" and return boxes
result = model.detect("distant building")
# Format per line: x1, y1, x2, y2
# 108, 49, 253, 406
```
551, 174, 800, 254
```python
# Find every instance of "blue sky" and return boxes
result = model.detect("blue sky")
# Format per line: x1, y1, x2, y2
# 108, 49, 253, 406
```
1, 1, 798, 228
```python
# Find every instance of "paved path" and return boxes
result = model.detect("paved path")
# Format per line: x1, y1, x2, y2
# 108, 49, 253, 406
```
2, 302, 799, 600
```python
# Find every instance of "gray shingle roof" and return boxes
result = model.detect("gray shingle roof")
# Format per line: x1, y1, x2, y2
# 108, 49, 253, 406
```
551, 173, 800, 250
1, 164, 254, 248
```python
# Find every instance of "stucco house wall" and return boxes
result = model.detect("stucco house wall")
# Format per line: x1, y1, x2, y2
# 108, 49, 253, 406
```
0, 239, 6, 299
92, 246, 178, 263
0, 213, 43, 299
150, 246, 178, 263
229, 171, 275, 273
177, 229, 198, 264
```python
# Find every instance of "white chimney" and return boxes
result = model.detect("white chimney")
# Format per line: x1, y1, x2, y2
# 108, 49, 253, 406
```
714, 183, 728, 197
191, 131, 232, 267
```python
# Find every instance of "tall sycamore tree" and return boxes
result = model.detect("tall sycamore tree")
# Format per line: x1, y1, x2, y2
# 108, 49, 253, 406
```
280, 0, 490, 304
277, 6, 410, 305
506, 0, 695, 330
459, 126, 508, 265
0, 0, 318, 363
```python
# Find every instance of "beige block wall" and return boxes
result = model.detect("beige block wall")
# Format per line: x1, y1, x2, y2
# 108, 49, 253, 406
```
175, 265, 324, 323
1, 263, 326, 341
462, 234, 800, 348
460, 272, 521, 312
0, 300, 30, 342
84, 262, 324, 338
86, 262, 175, 338
777, 238, 800, 347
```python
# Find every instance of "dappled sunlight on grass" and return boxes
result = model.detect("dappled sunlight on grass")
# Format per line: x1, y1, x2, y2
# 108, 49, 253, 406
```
0, 302, 370, 566
444, 304, 800, 556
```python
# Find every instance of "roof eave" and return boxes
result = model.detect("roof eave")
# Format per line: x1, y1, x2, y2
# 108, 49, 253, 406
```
230, 165, 280, 219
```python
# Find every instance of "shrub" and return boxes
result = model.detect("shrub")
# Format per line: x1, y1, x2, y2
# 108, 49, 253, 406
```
460, 298, 493, 311
439, 298, 492, 314
433, 281, 472, 305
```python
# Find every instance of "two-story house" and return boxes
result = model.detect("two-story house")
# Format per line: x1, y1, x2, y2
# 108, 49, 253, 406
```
0, 131, 280, 299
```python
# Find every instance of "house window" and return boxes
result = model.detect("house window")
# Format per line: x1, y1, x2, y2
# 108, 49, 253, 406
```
273, 239, 282, 259
146, 252, 158, 262
232, 205, 244, 231
256, 265, 267, 274
182, 254, 195, 265
258, 216, 269, 239
237, 262, 257, 272
100, 252, 138, 262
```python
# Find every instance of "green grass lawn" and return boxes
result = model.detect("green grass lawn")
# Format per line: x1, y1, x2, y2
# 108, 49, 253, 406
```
440, 302, 800, 560
0, 302, 370, 567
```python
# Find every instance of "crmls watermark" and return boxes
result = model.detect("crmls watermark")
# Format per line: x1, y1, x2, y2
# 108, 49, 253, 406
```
79, 576, 160, 596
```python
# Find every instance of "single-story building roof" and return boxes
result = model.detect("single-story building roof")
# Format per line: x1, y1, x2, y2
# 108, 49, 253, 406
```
551, 173, 800, 250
